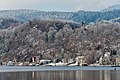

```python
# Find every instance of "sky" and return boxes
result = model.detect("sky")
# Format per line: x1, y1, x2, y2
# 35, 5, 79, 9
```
0, 0, 120, 12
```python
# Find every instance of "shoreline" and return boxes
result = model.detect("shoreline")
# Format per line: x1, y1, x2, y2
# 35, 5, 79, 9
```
0, 66, 120, 72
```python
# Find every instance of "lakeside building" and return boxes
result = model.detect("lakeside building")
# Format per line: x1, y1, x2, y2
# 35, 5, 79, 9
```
116, 57, 120, 66
75, 56, 86, 66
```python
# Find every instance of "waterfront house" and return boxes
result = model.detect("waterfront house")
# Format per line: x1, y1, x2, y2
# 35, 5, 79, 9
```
7, 61, 14, 66
116, 57, 120, 66
99, 52, 111, 65
75, 56, 84, 66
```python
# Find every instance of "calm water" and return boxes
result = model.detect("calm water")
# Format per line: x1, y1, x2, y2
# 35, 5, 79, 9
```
0, 70, 120, 80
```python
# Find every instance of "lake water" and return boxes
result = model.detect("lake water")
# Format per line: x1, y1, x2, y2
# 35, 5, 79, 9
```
0, 66, 120, 80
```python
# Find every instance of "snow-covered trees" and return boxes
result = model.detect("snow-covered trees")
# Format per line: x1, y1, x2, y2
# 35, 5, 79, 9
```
0, 19, 120, 64
0, 9, 120, 25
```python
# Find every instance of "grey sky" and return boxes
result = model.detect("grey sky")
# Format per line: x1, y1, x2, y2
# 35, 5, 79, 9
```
0, 0, 120, 11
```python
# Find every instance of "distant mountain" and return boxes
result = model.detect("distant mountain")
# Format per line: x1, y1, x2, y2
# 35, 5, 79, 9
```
0, 9, 73, 22
101, 4, 120, 12
0, 8, 120, 28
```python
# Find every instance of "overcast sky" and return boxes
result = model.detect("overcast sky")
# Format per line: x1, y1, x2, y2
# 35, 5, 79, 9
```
0, 0, 120, 11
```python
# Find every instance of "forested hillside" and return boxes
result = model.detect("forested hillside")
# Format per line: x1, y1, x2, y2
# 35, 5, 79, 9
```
0, 19, 120, 64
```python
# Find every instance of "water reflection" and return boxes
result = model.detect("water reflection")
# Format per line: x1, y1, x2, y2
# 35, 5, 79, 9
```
0, 70, 119, 80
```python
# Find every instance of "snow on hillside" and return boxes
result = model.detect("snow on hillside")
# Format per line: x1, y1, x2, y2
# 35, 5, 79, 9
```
101, 4, 120, 12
